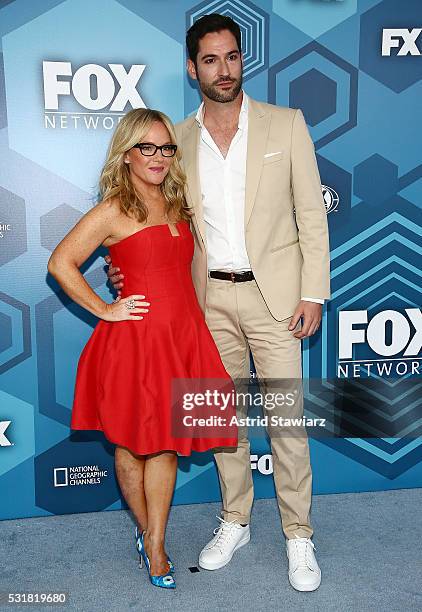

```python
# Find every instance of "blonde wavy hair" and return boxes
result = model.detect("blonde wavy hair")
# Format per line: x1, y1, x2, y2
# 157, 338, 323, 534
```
99, 108, 191, 223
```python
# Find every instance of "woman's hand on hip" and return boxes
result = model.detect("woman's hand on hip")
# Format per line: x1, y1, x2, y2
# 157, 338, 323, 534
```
100, 294, 150, 322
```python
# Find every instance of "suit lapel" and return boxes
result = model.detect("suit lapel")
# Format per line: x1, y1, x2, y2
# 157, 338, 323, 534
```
181, 119, 206, 246
244, 99, 271, 226
181, 97, 270, 242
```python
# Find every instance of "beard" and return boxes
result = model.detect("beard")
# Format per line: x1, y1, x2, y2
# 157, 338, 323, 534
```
198, 74, 243, 103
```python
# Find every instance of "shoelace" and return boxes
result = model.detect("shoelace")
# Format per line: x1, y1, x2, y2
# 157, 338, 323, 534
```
292, 536, 316, 571
209, 516, 241, 552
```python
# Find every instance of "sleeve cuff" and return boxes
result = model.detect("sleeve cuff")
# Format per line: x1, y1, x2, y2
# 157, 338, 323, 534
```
301, 297, 324, 304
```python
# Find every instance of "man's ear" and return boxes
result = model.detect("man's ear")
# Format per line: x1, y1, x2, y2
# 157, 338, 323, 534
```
187, 58, 198, 81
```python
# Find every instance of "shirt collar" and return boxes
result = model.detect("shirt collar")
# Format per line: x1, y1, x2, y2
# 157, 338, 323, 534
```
195, 90, 249, 130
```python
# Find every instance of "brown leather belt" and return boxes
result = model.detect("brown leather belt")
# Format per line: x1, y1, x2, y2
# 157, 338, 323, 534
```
209, 270, 255, 283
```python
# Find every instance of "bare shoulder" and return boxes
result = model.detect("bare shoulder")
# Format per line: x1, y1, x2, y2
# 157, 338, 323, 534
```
94, 196, 121, 216
48, 197, 121, 264
88, 197, 122, 226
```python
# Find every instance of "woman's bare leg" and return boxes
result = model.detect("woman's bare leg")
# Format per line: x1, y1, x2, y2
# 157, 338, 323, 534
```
143, 451, 177, 576
114, 445, 148, 531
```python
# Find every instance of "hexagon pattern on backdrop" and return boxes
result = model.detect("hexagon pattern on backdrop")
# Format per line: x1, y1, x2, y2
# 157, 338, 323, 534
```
187, 0, 269, 79
359, 0, 422, 93
0, 290, 31, 375
2, 0, 184, 193
0, 312, 12, 353
0, 390, 35, 478
40, 203, 83, 252
0, 0, 421, 521
273, 0, 358, 40
268, 40, 358, 148
290, 68, 337, 126
0, 184, 27, 265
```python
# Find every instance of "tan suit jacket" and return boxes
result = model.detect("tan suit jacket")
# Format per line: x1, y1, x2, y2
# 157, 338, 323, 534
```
175, 97, 331, 321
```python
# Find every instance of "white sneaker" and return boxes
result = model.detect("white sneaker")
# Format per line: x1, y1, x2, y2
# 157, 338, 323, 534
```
286, 535, 321, 591
198, 516, 250, 570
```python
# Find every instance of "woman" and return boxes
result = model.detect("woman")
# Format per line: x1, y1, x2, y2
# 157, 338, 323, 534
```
47, 108, 237, 590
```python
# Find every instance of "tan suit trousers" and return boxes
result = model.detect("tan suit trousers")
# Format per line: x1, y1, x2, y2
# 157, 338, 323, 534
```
205, 276, 313, 540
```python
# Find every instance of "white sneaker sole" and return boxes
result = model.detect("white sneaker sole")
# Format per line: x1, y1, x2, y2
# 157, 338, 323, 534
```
288, 572, 321, 592
198, 532, 251, 570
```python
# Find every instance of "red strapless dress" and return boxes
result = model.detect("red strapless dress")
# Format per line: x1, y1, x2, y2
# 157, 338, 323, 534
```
71, 220, 237, 456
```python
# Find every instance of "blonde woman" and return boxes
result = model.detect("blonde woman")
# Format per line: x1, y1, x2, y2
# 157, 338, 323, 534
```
47, 108, 237, 590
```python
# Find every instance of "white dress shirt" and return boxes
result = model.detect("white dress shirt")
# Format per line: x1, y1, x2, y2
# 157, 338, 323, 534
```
195, 91, 323, 305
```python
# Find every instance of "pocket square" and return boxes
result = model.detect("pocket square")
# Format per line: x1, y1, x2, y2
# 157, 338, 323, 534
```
264, 151, 282, 158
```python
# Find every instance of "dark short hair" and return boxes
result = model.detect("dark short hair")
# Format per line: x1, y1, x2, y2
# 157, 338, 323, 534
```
186, 13, 242, 64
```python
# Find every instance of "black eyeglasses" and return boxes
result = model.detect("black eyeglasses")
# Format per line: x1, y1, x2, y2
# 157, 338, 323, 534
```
132, 143, 177, 157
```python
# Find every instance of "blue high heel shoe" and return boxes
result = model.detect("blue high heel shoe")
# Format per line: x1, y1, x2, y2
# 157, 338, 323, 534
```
137, 530, 176, 589
135, 526, 174, 573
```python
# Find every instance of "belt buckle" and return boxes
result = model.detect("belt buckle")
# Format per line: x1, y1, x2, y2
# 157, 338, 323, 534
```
230, 271, 236, 282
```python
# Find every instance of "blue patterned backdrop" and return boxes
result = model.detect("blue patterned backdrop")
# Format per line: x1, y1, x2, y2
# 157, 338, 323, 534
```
0, 0, 421, 520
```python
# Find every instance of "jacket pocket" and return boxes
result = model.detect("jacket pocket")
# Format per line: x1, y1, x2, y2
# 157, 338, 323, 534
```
263, 151, 284, 165
269, 238, 299, 253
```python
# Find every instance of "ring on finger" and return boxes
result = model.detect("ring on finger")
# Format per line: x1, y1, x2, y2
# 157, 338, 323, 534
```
124, 299, 136, 311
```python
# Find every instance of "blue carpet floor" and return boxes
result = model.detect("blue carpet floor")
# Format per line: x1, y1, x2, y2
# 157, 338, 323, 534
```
1, 488, 421, 612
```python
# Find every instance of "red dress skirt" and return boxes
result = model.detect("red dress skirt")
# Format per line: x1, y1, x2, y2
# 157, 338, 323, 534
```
71, 220, 237, 455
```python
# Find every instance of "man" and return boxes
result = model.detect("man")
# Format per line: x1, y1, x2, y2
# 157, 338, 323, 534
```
107, 14, 330, 592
